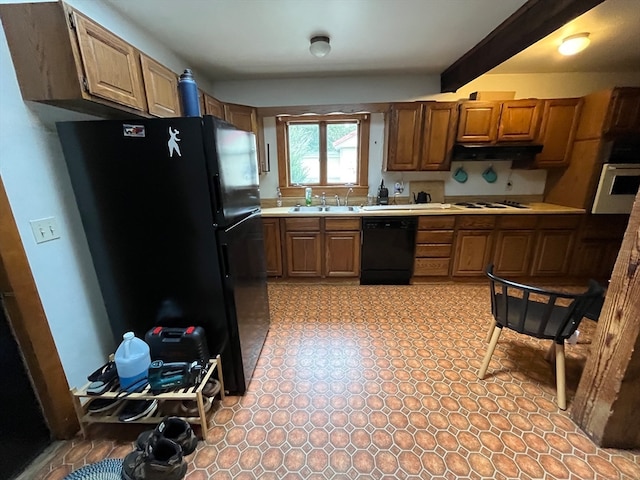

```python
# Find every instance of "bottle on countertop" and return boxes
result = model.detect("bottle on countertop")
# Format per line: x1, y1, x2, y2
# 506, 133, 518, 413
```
178, 69, 200, 117
305, 187, 312, 206
276, 187, 283, 207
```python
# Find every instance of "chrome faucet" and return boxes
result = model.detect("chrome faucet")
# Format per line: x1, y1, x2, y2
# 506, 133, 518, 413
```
334, 194, 341, 206
345, 187, 354, 206
321, 192, 327, 207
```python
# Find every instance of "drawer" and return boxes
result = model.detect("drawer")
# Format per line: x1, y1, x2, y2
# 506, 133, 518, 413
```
497, 215, 538, 229
456, 215, 496, 229
537, 215, 581, 229
285, 218, 320, 231
416, 230, 454, 244
413, 258, 450, 276
325, 218, 361, 231
418, 216, 455, 230
415, 244, 452, 258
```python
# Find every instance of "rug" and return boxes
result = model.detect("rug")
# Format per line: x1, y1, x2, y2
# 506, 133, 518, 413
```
62, 458, 123, 480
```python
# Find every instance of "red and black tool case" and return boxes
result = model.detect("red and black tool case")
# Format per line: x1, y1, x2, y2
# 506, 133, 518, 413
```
145, 326, 210, 363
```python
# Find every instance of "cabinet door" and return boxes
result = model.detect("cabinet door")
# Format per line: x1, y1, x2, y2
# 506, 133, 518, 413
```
262, 218, 283, 277
386, 103, 423, 170
603, 87, 640, 136
497, 100, 541, 141
420, 102, 459, 171
493, 230, 535, 277
570, 239, 621, 281
140, 54, 180, 117
452, 230, 493, 276
285, 232, 322, 277
204, 94, 225, 118
325, 231, 361, 277
530, 230, 574, 276
534, 98, 582, 168
73, 12, 146, 111
456, 102, 500, 142
224, 103, 257, 132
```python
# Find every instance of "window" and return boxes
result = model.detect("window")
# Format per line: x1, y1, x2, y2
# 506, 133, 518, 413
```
276, 114, 369, 196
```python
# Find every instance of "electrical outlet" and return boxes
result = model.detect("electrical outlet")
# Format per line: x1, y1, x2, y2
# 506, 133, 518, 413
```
506, 181, 513, 191
30, 217, 61, 244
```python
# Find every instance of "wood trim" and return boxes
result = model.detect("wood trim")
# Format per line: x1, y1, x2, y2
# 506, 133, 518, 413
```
257, 103, 391, 118
0, 178, 78, 439
275, 114, 371, 196
440, 0, 605, 92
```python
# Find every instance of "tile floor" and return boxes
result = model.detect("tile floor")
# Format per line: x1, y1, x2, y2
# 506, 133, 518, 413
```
31, 283, 640, 479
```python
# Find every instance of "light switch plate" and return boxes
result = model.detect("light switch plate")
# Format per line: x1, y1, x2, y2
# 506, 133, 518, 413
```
30, 217, 61, 244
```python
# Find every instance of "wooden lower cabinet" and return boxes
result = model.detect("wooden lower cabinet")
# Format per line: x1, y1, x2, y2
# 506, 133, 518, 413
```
570, 239, 622, 280
285, 232, 322, 277
262, 218, 282, 277
530, 230, 574, 276
493, 230, 535, 277
279, 217, 360, 278
413, 216, 455, 277
452, 230, 494, 276
325, 231, 361, 277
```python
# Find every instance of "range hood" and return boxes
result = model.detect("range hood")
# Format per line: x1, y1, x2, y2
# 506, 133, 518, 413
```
452, 143, 543, 160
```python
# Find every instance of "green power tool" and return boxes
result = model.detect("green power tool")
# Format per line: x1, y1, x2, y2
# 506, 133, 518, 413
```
148, 360, 204, 393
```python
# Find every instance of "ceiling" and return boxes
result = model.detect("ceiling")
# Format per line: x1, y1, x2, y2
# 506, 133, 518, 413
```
104, 0, 640, 84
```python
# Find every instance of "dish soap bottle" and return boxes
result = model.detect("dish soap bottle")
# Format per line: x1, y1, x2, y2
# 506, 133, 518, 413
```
305, 187, 312, 206
276, 187, 283, 207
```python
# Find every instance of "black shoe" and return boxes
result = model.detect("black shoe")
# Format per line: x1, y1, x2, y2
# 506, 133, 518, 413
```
119, 400, 158, 422
86, 361, 119, 395
122, 437, 187, 480
87, 397, 124, 413
135, 416, 198, 456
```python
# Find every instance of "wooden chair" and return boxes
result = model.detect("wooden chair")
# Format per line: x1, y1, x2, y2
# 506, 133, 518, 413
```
478, 265, 604, 410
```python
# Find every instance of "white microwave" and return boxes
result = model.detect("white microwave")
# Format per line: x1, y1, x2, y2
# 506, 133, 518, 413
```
592, 163, 640, 214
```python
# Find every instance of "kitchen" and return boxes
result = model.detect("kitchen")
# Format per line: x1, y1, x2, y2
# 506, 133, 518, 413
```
0, 0, 639, 478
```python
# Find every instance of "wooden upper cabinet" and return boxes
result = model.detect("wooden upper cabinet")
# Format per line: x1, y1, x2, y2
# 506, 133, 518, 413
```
139, 54, 180, 117
72, 11, 146, 111
457, 102, 501, 142
386, 103, 424, 171
204, 94, 225, 119
534, 98, 583, 168
603, 87, 640, 136
420, 102, 459, 171
497, 99, 541, 141
224, 103, 258, 132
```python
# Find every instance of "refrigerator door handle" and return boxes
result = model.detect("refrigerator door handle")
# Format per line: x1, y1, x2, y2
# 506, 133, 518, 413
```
221, 244, 231, 278
212, 174, 223, 214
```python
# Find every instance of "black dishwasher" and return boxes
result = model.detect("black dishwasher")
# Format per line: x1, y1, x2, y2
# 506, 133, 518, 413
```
360, 217, 417, 285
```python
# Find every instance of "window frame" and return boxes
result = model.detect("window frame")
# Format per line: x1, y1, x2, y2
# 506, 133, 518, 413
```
276, 113, 370, 197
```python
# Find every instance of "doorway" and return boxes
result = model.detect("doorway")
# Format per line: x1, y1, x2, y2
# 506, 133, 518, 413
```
0, 300, 51, 479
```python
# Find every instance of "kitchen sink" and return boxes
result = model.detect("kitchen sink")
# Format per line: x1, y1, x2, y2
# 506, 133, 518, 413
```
288, 205, 360, 213
324, 206, 360, 213
288, 206, 325, 213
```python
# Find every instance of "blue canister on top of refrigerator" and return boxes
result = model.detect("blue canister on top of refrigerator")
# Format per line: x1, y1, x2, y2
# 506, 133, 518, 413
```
178, 69, 200, 117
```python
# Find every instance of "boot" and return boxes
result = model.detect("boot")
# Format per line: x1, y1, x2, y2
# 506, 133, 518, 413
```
135, 416, 198, 455
122, 437, 187, 480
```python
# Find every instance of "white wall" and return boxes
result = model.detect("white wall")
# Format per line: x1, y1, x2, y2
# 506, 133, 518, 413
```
0, 0, 213, 389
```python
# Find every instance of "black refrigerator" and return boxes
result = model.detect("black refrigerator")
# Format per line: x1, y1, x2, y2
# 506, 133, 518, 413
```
56, 115, 270, 395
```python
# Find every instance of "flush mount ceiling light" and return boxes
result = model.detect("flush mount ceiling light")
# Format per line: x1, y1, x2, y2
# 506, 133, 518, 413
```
558, 32, 591, 56
309, 35, 331, 58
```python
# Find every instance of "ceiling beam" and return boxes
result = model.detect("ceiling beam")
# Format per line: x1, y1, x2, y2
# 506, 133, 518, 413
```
440, 0, 605, 93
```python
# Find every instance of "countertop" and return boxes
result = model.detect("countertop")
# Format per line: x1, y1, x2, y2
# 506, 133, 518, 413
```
261, 202, 585, 217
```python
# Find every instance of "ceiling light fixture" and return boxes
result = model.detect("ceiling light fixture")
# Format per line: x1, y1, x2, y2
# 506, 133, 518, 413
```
558, 32, 591, 56
309, 35, 331, 58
